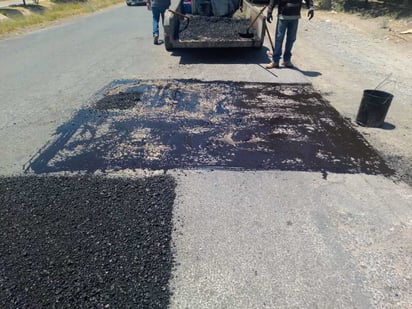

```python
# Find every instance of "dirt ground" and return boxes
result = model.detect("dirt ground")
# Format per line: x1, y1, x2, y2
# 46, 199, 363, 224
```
284, 9, 412, 185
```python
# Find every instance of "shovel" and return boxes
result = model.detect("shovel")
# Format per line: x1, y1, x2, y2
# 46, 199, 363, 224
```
168, 9, 190, 20
239, 5, 267, 39
168, 9, 191, 33
264, 22, 274, 52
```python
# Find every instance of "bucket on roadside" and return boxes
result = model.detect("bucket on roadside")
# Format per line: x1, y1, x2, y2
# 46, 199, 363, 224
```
356, 89, 393, 128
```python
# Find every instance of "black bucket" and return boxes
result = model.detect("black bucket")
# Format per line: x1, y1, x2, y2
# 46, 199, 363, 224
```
356, 89, 393, 128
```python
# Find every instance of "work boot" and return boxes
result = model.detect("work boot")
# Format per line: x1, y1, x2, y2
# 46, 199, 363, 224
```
282, 61, 294, 68
265, 62, 279, 69
153, 36, 159, 45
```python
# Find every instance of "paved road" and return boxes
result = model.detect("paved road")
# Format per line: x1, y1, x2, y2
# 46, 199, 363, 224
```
0, 3, 411, 308
0, 0, 29, 8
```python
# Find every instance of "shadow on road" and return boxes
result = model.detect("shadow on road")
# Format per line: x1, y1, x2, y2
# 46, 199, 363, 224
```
382, 122, 396, 130
293, 66, 322, 77
0, 7, 24, 17
171, 46, 272, 65
11, 3, 46, 13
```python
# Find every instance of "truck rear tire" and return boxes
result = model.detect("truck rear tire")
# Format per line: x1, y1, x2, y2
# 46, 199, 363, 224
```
165, 36, 173, 51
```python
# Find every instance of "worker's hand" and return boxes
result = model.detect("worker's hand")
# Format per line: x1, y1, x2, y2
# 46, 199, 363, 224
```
146, 0, 151, 10
266, 12, 273, 23
307, 8, 314, 20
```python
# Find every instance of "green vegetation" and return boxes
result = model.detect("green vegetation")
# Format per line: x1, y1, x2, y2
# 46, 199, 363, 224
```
317, 0, 412, 19
0, 0, 124, 35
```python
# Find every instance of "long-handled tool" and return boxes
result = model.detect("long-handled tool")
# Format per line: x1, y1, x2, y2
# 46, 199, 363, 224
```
264, 22, 274, 52
168, 9, 190, 20
239, 5, 267, 39
168, 9, 191, 33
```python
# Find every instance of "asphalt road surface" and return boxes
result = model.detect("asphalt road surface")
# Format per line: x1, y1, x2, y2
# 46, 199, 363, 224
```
0, 3, 411, 308
0, 0, 23, 8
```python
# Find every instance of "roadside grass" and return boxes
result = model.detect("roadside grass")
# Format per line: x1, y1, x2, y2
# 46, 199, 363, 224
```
332, 0, 412, 19
0, 0, 124, 35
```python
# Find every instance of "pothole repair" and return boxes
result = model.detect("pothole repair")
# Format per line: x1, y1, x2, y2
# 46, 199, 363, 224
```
25, 79, 394, 176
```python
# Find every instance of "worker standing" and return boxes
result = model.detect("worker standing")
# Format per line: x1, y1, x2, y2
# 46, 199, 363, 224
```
146, 0, 171, 45
210, 0, 242, 16
265, 0, 314, 69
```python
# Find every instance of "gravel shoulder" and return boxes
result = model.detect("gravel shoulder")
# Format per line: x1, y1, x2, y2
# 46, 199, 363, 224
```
286, 10, 412, 185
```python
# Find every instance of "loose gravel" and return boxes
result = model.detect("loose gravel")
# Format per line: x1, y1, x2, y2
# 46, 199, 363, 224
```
0, 175, 176, 308
179, 16, 255, 41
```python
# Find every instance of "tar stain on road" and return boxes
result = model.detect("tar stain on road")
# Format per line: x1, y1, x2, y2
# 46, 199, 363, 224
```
0, 175, 176, 308
25, 79, 393, 176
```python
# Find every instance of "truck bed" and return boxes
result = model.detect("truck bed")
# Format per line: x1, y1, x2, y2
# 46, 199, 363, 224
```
164, 1, 266, 50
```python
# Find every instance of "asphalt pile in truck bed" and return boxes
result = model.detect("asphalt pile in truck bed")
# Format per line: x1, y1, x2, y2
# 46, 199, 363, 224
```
179, 16, 256, 41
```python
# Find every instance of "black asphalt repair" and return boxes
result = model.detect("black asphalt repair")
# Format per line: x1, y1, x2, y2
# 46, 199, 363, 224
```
25, 80, 393, 176
0, 175, 176, 308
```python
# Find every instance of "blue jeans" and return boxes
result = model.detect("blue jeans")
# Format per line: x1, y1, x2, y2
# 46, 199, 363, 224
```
152, 7, 166, 37
272, 18, 299, 63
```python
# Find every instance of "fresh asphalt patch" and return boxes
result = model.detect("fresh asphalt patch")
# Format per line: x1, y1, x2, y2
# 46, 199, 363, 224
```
0, 175, 176, 308
25, 79, 393, 177
2, 79, 398, 307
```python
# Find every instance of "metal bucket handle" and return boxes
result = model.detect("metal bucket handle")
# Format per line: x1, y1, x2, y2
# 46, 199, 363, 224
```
375, 73, 396, 91
374, 73, 396, 105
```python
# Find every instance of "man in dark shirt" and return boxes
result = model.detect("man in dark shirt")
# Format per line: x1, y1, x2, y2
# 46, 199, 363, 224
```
265, 0, 314, 69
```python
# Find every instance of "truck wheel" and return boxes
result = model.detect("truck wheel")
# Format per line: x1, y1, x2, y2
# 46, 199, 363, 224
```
165, 36, 173, 51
